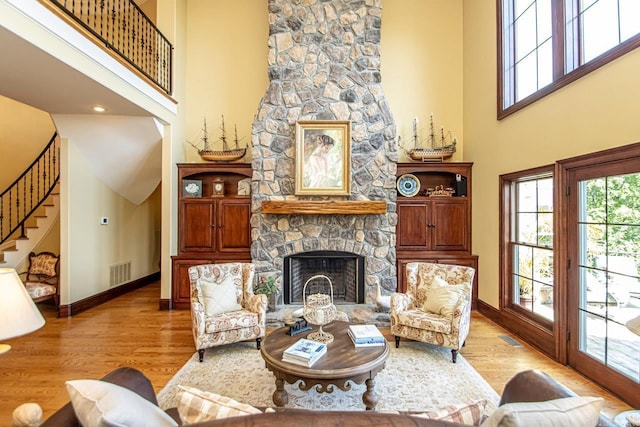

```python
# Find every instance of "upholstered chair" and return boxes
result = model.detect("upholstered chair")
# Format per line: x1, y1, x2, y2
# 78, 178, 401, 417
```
188, 263, 267, 362
19, 251, 60, 314
390, 262, 475, 363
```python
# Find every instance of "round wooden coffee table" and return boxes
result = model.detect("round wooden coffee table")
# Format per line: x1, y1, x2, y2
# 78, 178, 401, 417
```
260, 321, 389, 410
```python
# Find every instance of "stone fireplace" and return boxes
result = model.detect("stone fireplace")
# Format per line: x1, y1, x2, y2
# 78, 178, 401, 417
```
251, 0, 397, 311
283, 250, 365, 305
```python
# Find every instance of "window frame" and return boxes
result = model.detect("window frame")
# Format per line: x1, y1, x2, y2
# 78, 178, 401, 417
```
497, 0, 640, 119
500, 165, 555, 331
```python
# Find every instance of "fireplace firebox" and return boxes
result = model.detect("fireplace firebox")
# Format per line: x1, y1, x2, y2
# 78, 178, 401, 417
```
283, 251, 365, 305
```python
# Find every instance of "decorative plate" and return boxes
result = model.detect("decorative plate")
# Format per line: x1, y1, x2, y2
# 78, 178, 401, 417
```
397, 174, 420, 197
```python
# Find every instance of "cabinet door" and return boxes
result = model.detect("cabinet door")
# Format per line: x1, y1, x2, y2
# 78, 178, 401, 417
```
180, 200, 215, 252
431, 199, 469, 251
217, 199, 252, 252
171, 257, 213, 309
397, 201, 429, 249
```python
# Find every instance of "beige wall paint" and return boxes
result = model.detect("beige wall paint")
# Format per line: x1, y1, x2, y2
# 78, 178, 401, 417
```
183, 0, 464, 163
184, 0, 269, 163
382, 0, 464, 161
463, 0, 640, 307
0, 96, 55, 189
65, 140, 160, 303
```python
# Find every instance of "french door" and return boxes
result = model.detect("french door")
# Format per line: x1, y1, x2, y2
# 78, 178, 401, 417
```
565, 153, 640, 407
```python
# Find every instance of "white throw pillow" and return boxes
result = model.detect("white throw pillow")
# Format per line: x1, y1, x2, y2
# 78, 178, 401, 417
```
65, 379, 177, 427
176, 385, 262, 423
480, 396, 603, 427
423, 283, 465, 317
200, 276, 242, 316
432, 276, 450, 289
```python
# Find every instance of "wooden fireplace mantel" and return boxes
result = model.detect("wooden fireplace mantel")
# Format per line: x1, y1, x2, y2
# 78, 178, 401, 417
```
261, 200, 387, 215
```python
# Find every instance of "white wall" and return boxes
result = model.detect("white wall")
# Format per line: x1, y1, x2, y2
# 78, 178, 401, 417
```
62, 140, 160, 303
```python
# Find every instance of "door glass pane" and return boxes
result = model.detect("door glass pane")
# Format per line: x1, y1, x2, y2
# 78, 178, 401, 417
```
578, 174, 640, 383
583, 178, 606, 223
516, 7, 537, 61
515, 0, 535, 17
607, 319, 640, 379
581, 0, 620, 62
538, 212, 553, 246
537, 39, 553, 90
537, 0, 552, 43
533, 247, 553, 285
580, 311, 606, 363
516, 52, 537, 101
620, 0, 640, 41
518, 213, 537, 243
516, 244, 533, 278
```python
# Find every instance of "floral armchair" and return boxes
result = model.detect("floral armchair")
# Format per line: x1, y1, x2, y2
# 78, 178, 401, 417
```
188, 263, 267, 362
390, 262, 475, 363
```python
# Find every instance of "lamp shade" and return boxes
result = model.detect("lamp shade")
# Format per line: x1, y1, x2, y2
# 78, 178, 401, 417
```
626, 315, 640, 337
0, 268, 45, 341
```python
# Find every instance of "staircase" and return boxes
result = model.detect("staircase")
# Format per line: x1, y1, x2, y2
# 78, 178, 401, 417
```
0, 187, 59, 268
0, 133, 60, 268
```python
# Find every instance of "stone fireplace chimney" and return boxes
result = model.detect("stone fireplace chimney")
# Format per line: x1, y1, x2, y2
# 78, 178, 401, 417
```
251, 0, 397, 307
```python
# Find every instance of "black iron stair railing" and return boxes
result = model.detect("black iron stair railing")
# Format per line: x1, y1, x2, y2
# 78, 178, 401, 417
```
0, 133, 60, 246
47, 0, 173, 95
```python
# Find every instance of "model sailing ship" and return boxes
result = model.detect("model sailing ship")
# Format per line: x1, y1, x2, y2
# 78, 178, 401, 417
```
187, 116, 247, 162
407, 113, 457, 161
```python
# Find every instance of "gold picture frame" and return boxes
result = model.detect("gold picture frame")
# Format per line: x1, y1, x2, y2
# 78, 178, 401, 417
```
295, 120, 351, 196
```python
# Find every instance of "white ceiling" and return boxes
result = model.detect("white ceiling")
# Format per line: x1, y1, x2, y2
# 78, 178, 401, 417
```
0, 25, 151, 116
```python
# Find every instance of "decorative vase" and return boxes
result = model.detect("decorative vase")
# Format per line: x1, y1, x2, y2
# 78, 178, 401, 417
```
302, 274, 337, 344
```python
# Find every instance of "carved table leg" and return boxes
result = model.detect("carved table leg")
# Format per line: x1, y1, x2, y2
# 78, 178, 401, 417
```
272, 377, 288, 407
362, 378, 379, 411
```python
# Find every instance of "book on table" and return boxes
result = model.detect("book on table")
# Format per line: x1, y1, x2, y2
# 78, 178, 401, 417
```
348, 324, 386, 346
282, 338, 327, 366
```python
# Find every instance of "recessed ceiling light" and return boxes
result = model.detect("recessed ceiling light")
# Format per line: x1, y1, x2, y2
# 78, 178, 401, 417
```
92, 105, 106, 112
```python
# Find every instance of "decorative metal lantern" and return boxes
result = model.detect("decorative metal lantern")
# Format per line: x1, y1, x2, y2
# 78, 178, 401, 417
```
302, 274, 337, 344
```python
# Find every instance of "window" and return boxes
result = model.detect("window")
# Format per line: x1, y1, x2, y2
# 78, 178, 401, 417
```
501, 166, 555, 328
499, 0, 640, 118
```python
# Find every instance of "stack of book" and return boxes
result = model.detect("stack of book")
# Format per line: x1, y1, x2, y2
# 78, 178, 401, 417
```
282, 338, 327, 367
348, 324, 386, 347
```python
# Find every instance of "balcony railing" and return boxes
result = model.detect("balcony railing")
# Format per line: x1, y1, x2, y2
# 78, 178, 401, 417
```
47, 0, 173, 95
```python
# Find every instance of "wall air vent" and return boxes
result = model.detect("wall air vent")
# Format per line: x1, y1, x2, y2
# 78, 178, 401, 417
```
110, 261, 131, 287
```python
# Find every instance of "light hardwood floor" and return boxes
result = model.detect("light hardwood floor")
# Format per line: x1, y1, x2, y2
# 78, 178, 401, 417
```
0, 281, 631, 425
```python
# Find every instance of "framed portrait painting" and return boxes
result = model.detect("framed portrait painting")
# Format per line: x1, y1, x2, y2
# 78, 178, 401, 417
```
295, 120, 351, 196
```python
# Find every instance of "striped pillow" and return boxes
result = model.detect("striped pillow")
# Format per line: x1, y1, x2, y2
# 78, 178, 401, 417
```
176, 385, 262, 424
411, 399, 487, 425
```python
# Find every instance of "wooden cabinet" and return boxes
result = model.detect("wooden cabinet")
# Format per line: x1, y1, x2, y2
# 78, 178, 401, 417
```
397, 198, 469, 251
396, 162, 479, 307
172, 163, 252, 309
179, 199, 251, 253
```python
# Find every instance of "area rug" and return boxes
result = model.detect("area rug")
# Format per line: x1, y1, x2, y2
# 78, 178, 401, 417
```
157, 341, 500, 413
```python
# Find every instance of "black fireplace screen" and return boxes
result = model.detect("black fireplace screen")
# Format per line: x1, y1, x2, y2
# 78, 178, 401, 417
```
283, 250, 365, 304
